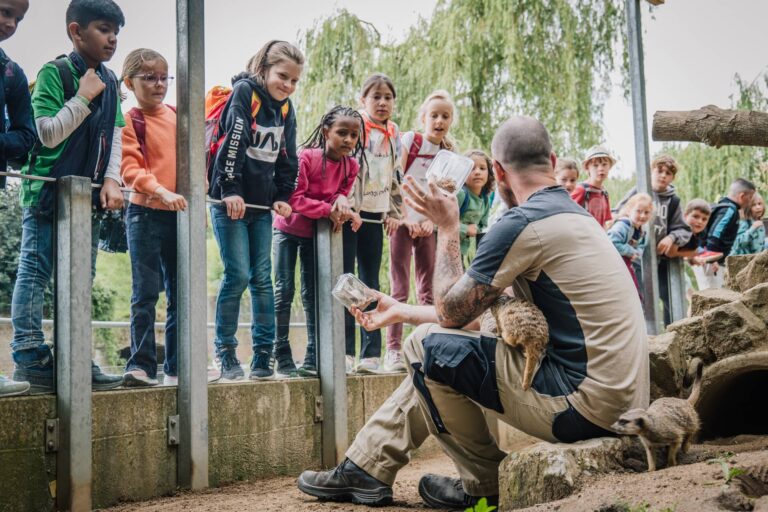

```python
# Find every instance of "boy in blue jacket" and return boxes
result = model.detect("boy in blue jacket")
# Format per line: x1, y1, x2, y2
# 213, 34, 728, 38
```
0, 0, 36, 397
9, 0, 126, 393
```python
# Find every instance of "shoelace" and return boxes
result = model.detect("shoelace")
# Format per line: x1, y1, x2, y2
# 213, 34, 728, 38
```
220, 354, 241, 370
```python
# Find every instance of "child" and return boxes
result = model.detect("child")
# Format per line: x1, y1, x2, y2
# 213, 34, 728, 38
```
208, 40, 303, 380
11, 0, 126, 393
615, 155, 691, 325
608, 193, 653, 297
344, 73, 403, 373
696, 178, 757, 289
272, 106, 362, 378
554, 157, 579, 193
457, 150, 494, 262
730, 192, 765, 255
119, 49, 186, 387
386, 90, 454, 373
0, 0, 38, 397
571, 145, 615, 228
668, 199, 712, 263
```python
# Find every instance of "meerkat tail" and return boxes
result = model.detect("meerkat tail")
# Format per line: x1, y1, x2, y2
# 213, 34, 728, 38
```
521, 353, 537, 391
687, 358, 704, 405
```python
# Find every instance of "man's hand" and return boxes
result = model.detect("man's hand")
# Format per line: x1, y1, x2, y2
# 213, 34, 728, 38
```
403, 176, 459, 230
656, 235, 675, 256
100, 178, 124, 210
76, 69, 105, 102
223, 195, 245, 220
350, 291, 405, 331
273, 201, 292, 218
466, 224, 478, 237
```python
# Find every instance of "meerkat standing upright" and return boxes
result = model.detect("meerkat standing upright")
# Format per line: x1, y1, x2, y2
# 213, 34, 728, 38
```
612, 358, 704, 472
489, 295, 549, 391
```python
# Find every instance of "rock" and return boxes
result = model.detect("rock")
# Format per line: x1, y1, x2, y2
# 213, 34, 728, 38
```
735, 251, 768, 292
754, 496, 768, 512
702, 301, 766, 360
726, 254, 758, 290
717, 487, 754, 511
499, 437, 625, 510
690, 288, 743, 317
648, 332, 686, 400
742, 283, 768, 326
667, 316, 713, 362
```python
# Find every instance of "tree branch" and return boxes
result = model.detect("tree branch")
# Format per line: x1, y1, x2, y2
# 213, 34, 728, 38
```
652, 105, 768, 148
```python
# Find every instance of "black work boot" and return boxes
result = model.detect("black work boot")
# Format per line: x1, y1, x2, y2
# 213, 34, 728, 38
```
297, 458, 393, 506
418, 474, 498, 510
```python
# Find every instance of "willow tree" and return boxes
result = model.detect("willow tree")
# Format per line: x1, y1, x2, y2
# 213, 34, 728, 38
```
295, 0, 627, 154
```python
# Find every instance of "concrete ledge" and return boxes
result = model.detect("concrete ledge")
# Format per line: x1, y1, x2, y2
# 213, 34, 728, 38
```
0, 373, 418, 511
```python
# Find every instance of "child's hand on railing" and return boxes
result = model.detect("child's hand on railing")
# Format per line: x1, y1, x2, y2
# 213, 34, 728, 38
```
100, 178, 124, 210
332, 195, 352, 218
155, 186, 188, 211
383, 216, 399, 237
273, 201, 292, 218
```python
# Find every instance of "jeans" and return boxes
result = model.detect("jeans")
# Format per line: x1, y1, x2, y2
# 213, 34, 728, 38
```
272, 229, 316, 366
210, 204, 275, 356
124, 205, 178, 378
11, 207, 100, 353
342, 212, 383, 359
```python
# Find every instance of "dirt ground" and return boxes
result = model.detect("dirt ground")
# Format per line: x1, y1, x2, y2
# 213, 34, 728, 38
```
101, 436, 768, 512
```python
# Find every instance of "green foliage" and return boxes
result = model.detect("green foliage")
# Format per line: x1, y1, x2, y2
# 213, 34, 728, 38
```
0, 184, 23, 315
610, 502, 676, 512
662, 74, 768, 205
707, 456, 745, 485
465, 497, 496, 512
295, 0, 627, 155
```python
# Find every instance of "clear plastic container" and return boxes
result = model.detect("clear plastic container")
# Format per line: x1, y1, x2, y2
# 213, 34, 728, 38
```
425, 150, 474, 196
332, 273, 377, 310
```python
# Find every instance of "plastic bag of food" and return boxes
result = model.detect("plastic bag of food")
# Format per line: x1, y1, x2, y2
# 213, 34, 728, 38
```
332, 273, 377, 310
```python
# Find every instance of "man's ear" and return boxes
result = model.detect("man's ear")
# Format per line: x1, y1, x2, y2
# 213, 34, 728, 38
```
492, 160, 505, 183
550, 152, 557, 172
67, 22, 81, 42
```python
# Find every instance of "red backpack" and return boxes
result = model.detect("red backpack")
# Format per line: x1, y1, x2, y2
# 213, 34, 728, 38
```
204, 85, 289, 184
404, 132, 443, 174
127, 105, 176, 168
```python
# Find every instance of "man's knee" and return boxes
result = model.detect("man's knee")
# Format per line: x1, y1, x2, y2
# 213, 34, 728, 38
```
403, 323, 435, 367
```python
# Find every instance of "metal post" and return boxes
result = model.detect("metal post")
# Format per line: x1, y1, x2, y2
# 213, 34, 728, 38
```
55, 176, 93, 511
176, 0, 208, 490
626, 0, 663, 334
668, 257, 688, 322
315, 218, 348, 467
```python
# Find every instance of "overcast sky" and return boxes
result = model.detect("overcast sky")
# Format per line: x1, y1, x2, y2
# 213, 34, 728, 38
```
4, 0, 767, 179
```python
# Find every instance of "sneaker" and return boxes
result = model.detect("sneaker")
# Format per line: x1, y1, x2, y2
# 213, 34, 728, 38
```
298, 363, 317, 377
218, 350, 245, 381
162, 375, 178, 386
91, 362, 124, 390
249, 352, 274, 380
418, 474, 498, 510
0, 375, 30, 397
382, 349, 406, 373
345, 355, 356, 374
275, 357, 299, 379
297, 458, 393, 506
12, 345, 54, 393
355, 357, 380, 374
123, 369, 159, 387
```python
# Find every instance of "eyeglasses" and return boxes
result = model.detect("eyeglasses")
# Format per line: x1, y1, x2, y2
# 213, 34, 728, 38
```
131, 74, 174, 86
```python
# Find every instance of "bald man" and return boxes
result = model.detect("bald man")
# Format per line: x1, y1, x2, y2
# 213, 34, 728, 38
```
298, 116, 649, 509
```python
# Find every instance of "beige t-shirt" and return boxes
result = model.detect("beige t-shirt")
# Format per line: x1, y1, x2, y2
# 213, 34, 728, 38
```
468, 186, 650, 430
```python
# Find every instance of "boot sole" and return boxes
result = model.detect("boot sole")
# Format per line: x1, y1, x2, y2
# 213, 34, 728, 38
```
297, 474, 393, 506
0, 386, 30, 397
418, 478, 463, 510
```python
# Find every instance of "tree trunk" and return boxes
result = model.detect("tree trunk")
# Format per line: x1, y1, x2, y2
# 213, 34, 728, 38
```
652, 105, 768, 148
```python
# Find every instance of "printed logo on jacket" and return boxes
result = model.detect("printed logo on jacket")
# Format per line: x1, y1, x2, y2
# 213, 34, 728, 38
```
246, 125, 284, 163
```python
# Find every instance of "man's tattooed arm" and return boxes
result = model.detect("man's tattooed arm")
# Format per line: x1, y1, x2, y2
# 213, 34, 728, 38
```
433, 226, 503, 327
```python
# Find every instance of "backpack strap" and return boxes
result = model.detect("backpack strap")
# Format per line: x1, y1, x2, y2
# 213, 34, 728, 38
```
404, 132, 423, 174
52, 56, 76, 101
459, 187, 471, 216
127, 107, 149, 168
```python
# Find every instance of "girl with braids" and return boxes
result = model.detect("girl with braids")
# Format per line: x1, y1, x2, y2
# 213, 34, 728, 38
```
272, 106, 364, 377
208, 40, 304, 380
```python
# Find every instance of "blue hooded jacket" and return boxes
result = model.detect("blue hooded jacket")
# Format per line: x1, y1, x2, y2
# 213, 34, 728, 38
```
0, 48, 36, 188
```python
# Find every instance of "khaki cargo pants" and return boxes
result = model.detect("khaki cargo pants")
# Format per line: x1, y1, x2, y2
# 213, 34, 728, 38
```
346, 323, 583, 497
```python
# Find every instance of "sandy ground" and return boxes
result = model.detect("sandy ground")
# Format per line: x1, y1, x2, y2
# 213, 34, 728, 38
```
101, 436, 768, 512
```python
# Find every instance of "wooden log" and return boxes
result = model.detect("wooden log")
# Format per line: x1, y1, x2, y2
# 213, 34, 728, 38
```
646, 0, 665, 5
652, 105, 768, 148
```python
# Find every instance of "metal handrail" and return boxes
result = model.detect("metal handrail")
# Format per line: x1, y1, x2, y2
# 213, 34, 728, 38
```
0, 317, 307, 329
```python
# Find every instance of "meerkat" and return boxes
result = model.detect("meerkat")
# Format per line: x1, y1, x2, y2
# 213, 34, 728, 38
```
611, 358, 703, 472
489, 295, 549, 391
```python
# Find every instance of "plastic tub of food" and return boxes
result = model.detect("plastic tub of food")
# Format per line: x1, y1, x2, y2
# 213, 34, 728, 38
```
425, 150, 474, 196
332, 273, 377, 310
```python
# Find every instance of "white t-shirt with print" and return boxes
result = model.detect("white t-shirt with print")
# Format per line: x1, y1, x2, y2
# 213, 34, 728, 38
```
402, 131, 441, 222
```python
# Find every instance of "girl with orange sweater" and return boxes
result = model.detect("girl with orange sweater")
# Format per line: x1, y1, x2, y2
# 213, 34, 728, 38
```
120, 49, 187, 387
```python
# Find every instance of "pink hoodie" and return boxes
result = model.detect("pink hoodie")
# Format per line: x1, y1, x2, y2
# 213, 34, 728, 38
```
273, 148, 360, 238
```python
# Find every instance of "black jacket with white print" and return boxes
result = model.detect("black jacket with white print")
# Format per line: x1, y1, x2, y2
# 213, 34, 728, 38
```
208, 73, 298, 208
